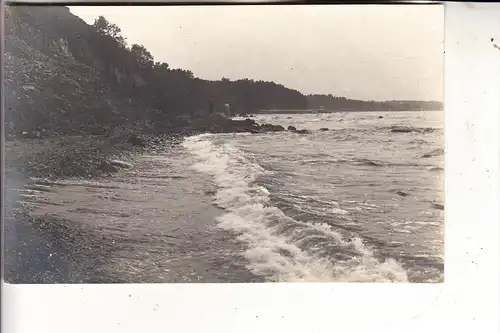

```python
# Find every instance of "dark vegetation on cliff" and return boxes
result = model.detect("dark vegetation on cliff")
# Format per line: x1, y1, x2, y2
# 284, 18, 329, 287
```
4, 6, 307, 137
5, 6, 442, 138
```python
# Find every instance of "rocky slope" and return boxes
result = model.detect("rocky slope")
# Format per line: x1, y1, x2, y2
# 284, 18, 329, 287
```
4, 6, 308, 139
5, 6, 174, 138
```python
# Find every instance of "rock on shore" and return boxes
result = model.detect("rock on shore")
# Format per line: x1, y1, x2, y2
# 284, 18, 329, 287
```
190, 114, 286, 134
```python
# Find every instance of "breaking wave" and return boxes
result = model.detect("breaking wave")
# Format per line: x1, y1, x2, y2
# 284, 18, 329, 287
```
182, 134, 408, 282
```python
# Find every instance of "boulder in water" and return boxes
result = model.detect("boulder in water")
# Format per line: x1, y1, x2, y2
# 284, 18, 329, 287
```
194, 114, 260, 134
431, 203, 444, 211
390, 126, 413, 133
293, 129, 311, 134
287, 125, 297, 131
230, 118, 259, 133
358, 159, 383, 167
391, 126, 435, 134
319, 127, 329, 131
421, 148, 444, 158
260, 124, 285, 132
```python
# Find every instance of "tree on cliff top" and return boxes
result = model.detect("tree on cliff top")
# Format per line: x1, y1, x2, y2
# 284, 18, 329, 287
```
86, 15, 308, 114
130, 44, 154, 69
93, 16, 127, 48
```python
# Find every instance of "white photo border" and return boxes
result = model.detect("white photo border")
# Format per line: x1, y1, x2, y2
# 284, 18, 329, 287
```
2, 2, 499, 333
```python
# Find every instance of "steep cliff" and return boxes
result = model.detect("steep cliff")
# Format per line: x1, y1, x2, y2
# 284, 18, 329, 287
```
4, 6, 172, 137
4, 6, 309, 138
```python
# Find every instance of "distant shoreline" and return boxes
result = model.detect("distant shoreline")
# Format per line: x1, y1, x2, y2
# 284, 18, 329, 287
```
255, 109, 443, 115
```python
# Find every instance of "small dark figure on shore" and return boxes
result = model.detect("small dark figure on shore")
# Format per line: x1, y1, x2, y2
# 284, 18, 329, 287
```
209, 98, 214, 115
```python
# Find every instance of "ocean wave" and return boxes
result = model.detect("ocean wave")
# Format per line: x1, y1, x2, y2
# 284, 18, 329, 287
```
182, 135, 408, 282
315, 126, 441, 135
382, 125, 440, 134
297, 157, 426, 168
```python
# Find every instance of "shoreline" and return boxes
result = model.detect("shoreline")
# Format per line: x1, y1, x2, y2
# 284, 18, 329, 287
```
5, 132, 184, 181
3, 113, 444, 283
4, 114, 288, 182
4, 130, 191, 283
3, 116, 275, 283
255, 109, 444, 115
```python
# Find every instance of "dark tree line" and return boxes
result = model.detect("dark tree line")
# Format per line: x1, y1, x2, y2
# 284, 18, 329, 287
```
7, 5, 443, 136
7, 6, 308, 121
307, 94, 443, 111
79, 15, 308, 117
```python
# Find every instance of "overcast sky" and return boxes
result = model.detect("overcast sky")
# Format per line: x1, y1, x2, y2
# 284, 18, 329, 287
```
69, 5, 444, 101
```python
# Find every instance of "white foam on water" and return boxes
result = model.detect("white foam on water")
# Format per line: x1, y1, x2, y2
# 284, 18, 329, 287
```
393, 228, 412, 234
414, 221, 441, 226
109, 159, 134, 168
285, 200, 350, 218
182, 135, 408, 282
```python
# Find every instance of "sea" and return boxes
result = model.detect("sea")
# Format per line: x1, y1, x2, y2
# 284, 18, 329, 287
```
5, 111, 444, 283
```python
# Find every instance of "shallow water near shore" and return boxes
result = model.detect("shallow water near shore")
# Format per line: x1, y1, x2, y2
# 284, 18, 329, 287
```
4, 111, 444, 283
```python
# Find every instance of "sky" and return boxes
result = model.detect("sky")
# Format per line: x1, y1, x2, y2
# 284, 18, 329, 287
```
69, 5, 444, 101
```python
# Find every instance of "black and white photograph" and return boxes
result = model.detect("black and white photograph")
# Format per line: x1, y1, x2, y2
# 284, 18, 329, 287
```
4, 4, 444, 284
